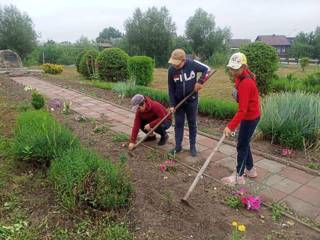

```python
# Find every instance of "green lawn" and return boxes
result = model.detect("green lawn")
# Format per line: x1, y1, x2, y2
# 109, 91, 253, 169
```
152, 64, 320, 101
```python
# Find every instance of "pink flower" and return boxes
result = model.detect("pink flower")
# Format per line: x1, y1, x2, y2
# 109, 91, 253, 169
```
282, 148, 292, 157
244, 195, 262, 210
160, 164, 167, 173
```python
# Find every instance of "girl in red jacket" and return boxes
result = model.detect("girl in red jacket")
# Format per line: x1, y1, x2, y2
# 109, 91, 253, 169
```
221, 52, 261, 186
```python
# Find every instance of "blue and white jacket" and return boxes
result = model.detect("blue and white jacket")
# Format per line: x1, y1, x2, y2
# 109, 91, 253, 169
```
168, 59, 210, 107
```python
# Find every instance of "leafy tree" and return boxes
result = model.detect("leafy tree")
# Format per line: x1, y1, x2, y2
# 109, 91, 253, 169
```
0, 5, 37, 59
96, 26, 122, 43
185, 8, 231, 60
300, 57, 309, 71
289, 26, 320, 59
125, 7, 176, 67
171, 36, 192, 54
241, 41, 279, 95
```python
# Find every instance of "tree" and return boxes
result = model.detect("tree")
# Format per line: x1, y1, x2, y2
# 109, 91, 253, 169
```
171, 36, 192, 54
185, 8, 231, 60
288, 26, 320, 60
241, 41, 279, 95
0, 5, 37, 59
125, 7, 176, 67
300, 57, 309, 71
96, 27, 122, 43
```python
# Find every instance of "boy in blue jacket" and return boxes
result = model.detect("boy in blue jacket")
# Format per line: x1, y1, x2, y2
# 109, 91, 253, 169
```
168, 49, 210, 156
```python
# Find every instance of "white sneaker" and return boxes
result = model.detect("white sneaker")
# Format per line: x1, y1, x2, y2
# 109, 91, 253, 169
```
221, 174, 245, 186
244, 167, 258, 178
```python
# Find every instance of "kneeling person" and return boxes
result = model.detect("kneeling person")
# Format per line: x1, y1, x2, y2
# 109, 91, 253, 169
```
128, 94, 172, 150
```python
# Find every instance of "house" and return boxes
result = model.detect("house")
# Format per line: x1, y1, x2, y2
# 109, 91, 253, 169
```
255, 35, 291, 58
229, 39, 251, 51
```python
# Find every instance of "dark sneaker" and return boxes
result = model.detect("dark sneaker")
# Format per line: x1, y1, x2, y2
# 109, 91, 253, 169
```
190, 145, 197, 157
169, 145, 182, 155
158, 134, 169, 146
144, 134, 156, 142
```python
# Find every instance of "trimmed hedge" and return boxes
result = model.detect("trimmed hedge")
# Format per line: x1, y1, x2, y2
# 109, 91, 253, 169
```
76, 50, 87, 73
79, 50, 99, 77
96, 48, 129, 82
128, 56, 154, 86
12, 110, 80, 166
49, 147, 132, 209
241, 41, 279, 95
42, 63, 63, 74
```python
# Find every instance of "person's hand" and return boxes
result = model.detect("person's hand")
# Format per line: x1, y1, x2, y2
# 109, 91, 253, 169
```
194, 83, 203, 92
169, 107, 175, 113
224, 127, 232, 137
128, 143, 135, 150
144, 124, 151, 131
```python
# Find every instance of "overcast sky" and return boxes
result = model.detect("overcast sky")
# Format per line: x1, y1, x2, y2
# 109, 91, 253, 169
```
2, 0, 319, 42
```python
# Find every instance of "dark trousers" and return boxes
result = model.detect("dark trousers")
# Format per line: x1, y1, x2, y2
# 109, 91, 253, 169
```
140, 119, 172, 137
236, 117, 260, 176
174, 100, 198, 147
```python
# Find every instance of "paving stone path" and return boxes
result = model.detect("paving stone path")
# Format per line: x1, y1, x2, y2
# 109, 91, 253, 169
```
11, 76, 320, 223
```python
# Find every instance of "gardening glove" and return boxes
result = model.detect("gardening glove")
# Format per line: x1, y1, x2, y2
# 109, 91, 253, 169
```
194, 83, 203, 92
224, 127, 232, 137
128, 143, 135, 151
144, 124, 151, 132
169, 107, 175, 114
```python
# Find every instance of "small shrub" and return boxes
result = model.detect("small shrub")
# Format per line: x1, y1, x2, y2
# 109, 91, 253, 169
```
112, 82, 132, 99
226, 196, 242, 209
128, 56, 154, 86
12, 110, 80, 165
49, 147, 132, 209
241, 41, 279, 95
304, 72, 320, 87
299, 57, 309, 71
207, 51, 229, 67
31, 92, 45, 109
105, 224, 133, 240
198, 97, 237, 119
258, 91, 320, 149
42, 63, 63, 74
96, 48, 129, 82
76, 50, 88, 72
78, 50, 99, 78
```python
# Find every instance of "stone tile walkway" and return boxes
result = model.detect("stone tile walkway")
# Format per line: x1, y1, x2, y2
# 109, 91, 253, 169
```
11, 76, 320, 223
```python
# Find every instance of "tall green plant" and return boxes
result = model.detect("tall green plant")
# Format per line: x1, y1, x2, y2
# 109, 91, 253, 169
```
258, 92, 320, 149
12, 110, 79, 165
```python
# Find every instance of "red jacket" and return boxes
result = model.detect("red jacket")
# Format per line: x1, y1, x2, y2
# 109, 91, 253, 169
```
130, 97, 172, 143
227, 69, 261, 131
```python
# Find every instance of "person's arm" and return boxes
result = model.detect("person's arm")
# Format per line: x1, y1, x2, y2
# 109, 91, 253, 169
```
227, 80, 251, 131
130, 113, 141, 143
149, 102, 168, 128
168, 68, 176, 107
194, 60, 211, 84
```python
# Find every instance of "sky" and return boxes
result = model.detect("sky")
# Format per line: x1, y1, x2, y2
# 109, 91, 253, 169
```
1, 0, 319, 43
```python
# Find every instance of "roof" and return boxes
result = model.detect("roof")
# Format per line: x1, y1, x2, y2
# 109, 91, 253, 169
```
229, 39, 251, 48
255, 35, 290, 46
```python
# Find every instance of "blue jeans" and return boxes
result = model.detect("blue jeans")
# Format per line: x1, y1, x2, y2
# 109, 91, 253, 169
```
236, 117, 260, 176
141, 119, 172, 137
174, 99, 198, 147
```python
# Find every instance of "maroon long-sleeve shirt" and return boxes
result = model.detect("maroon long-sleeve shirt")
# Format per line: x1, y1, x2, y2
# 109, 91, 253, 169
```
130, 97, 172, 143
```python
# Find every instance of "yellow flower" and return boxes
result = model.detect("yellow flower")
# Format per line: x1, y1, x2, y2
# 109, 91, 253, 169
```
238, 224, 246, 232
232, 221, 238, 227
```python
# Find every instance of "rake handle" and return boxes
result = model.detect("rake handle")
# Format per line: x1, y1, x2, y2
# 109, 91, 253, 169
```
182, 133, 226, 202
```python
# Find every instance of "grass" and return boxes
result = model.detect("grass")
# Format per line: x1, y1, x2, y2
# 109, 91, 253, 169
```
38, 65, 319, 102
112, 132, 129, 142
